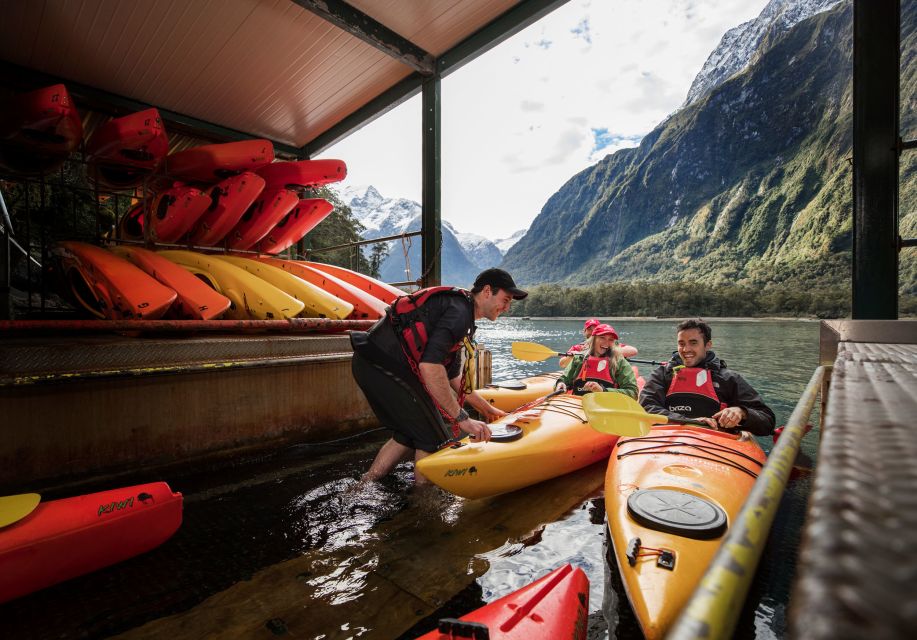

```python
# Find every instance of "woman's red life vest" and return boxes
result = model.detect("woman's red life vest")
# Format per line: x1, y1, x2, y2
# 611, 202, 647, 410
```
665, 366, 726, 418
388, 286, 472, 365
572, 355, 619, 395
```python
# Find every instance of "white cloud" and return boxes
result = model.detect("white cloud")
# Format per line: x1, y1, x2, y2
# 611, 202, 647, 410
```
323, 0, 770, 239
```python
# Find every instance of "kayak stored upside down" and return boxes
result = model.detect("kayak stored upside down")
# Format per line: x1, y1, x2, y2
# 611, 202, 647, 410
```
605, 424, 766, 639
416, 394, 618, 499
0, 482, 182, 603
416, 563, 589, 639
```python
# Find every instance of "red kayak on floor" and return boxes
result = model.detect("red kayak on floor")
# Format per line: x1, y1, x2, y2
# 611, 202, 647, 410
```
416, 563, 589, 639
0, 83, 83, 174
257, 198, 333, 254
86, 108, 168, 189
257, 257, 387, 319
165, 139, 274, 183
119, 184, 211, 243
51, 241, 177, 319
109, 245, 231, 320
256, 159, 347, 190
0, 482, 183, 603
301, 261, 405, 304
188, 171, 266, 246
226, 187, 299, 250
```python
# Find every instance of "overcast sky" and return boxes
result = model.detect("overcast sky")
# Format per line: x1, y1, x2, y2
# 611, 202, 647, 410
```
324, 0, 770, 240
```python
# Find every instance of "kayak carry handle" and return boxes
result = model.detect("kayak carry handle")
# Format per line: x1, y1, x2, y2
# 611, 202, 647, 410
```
436, 618, 490, 639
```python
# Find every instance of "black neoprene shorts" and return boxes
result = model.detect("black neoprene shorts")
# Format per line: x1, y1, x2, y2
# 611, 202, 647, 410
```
351, 351, 453, 453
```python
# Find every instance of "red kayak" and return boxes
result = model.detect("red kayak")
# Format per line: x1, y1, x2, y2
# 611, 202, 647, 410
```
188, 172, 266, 246
120, 184, 211, 243
0, 83, 82, 174
256, 159, 347, 190
86, 108, 168, 189
257, 257, 387, 319
416, 564, 589, 639
165, 139, 274, 183
0, 482, 182, 603
257, 198, 333, 254
110, 246, 231, 320
302, 261, 405, 303
51, 241, 177, 319
226, 187, 299, 250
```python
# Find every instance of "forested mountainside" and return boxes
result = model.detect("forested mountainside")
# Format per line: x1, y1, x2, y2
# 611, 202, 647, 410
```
502, 1, 916, 301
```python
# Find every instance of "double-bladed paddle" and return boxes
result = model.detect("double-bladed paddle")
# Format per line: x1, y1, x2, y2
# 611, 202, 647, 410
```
0, 493, 40, 528
510, 341, 667, 366
581, 392, 710, 437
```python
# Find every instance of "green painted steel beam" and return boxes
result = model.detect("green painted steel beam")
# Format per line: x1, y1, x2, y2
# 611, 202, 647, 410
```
302, 0, 572, 156
0, 60, 306, 159
291, 0, 434, 75
421, 75, 442, 287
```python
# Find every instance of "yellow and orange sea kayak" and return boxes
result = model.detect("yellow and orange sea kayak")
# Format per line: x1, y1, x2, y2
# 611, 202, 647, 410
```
416, 394, 617, 499
605, 424, 766, 639
477, 372, 563, 413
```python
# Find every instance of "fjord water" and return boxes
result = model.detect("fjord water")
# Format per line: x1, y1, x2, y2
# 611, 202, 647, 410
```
472, 317, 821, 639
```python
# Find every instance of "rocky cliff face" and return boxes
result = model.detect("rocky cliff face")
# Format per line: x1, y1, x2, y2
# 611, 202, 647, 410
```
503, 1, 916, 293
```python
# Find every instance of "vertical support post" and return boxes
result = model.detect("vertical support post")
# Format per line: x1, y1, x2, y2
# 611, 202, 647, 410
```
852, 0, 900, 319
421, 73, 442, 287
0, 224, 10, 320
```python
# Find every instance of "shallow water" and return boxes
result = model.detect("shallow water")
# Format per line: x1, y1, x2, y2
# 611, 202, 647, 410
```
0, 318, 821, 640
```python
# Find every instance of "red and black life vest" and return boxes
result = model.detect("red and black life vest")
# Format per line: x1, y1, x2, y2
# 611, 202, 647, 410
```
572, 355, 619, 395
388, 286, 473, 365
665, 366, 726, 418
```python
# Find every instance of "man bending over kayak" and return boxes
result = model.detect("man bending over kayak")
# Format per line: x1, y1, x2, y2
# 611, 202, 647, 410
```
554, 324, 638, 398
351, 268, 527, 483
639, 319, 775, 435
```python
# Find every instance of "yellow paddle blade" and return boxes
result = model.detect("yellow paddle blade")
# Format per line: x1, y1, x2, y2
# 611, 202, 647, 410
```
0, 493, 40, 528
581, 393, 668, 437
511, 341, 562, 362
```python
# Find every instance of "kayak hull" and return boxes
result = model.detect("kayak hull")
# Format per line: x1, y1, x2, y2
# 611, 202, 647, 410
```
605, 425, 766, 639
258, 197, 334, 254
0, 482, 182, 603
0, 84, 82, 174
218, 255, 353, 319
188, 172, 266, 245
478, 372, 562, 413
226, 187, 299, 250
301, 261, 404, 303
119, 184, 212, 243
51, 241, 177, 319
416, 395, 617, 499
256, 158, 346, 190
165, 139, 274, 183
109, 246, 231, 320
257, 257, 386, 319
158, 250, 304, 320
416, 563, 589, 640
86, 108, 168, 189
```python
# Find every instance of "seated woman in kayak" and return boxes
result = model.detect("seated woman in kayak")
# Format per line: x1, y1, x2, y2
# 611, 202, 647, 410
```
559, 318, 600, 368
554, 324, 638, 397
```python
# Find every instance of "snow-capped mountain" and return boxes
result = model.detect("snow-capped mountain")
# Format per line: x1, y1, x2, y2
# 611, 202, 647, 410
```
446, 223, 505, 269
683, 0, 843, 107
493, 229, 527, 255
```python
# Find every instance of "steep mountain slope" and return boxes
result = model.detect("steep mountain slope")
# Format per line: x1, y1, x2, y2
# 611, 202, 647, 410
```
502, 1, 914, 293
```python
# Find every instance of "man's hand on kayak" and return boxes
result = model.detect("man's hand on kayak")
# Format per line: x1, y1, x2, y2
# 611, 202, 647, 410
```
713, 406, 746, 429
483, 405, 508, 423
463, 417, 492, 442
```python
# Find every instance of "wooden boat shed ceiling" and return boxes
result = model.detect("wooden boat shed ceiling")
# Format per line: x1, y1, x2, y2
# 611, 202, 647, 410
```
0, 0, 567, 157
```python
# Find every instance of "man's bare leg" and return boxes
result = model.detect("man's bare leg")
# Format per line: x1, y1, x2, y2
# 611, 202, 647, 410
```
362, 438, 413, 481
413, 450, 432, 485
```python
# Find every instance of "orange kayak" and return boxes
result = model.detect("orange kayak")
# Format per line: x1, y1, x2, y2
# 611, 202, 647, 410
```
301, 261, 405, 303
118, 184, 211, 243
478, 372, 562, 412
257, 198, 333, 254
604, 425, 766, 639
51, 241, 177, 319
165, 139, 274, 183
256, 258, 386, 319
0, 83, 82, 174
226, 187, 299, 250
109, 245, 231, 320
416, 563, 589, 639
256, 159, 346, 190
188, 172, 266, 246
86, 108, 168, 189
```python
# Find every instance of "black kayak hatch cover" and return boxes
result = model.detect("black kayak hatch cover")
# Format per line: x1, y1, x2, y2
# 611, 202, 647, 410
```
626, 489, 727, 540
488, 424, 523, 442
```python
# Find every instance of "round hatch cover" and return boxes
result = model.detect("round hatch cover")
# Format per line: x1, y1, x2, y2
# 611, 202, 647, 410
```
488, 424, 523, 442
626, 489, 727, 539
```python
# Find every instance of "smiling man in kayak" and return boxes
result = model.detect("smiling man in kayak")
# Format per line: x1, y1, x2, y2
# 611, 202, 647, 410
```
351, 268, 528, 483
639, 319, 776, 435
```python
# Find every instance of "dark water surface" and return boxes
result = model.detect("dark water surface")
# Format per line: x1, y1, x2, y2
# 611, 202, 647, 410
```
0, 318, 821, 640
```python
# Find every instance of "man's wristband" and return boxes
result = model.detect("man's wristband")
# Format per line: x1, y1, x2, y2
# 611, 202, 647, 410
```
454, 408, 469, 423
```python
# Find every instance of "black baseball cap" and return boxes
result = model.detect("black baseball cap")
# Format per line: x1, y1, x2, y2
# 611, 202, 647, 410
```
473, 268, 528, 300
